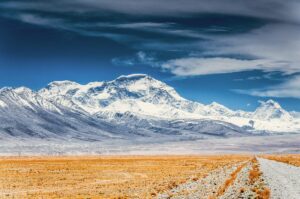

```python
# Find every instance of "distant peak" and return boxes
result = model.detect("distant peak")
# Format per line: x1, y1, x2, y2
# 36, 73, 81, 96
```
86, 81, 104, 87
13, 87, 33, 94
47, 80, 79, 88
258, 99, 281, 109
253, 99, 292, 121
209, 102, 222, 107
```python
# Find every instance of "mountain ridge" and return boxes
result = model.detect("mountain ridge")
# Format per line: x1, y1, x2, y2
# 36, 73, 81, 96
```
0, 74, 299, 138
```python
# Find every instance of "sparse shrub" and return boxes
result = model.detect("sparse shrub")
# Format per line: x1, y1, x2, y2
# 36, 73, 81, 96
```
240, 187, 245, 193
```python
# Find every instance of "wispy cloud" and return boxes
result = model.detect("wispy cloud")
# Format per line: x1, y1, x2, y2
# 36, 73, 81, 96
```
1, 0, 300, 79
210, 24, 300, 74
1, 0, 300, 23
2, 13, 135, 41
112, 51, 160, 67
2, 0, 300, 106
161, 57, 287, 76
156, 22, 300, 77
234, 75, 300, 99
18, 13, 62, 27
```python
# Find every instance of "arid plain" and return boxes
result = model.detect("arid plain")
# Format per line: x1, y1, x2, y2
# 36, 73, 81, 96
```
0, 155, 249, 198
0, 155, 299, 199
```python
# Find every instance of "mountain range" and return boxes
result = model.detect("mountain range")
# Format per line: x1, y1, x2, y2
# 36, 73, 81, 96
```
0, 74, 299, 144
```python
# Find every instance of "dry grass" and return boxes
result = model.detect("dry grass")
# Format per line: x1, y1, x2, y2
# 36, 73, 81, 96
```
258, 188, 271, 199
249, 158, 261, 184
0, 155, 250, 199
262, 154, 300, 167
209, 161, 248, 199
249, 158, 270, 199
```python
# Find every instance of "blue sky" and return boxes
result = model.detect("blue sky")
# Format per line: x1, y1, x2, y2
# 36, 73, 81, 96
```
0, 0, 300, 111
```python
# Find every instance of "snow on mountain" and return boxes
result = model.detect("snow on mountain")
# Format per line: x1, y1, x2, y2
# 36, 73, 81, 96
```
290, 111, 300, 118
207, 102, 235, 117
0, 101, 6, 108
253, 100, 293, 121
214, 100, 297, 133
38, 74, 300, 133
0, 87, 62, 115
218, 99, 296, 133
0, 74, 299, 141
39, 74, 207, 119
37, 74, 231, 120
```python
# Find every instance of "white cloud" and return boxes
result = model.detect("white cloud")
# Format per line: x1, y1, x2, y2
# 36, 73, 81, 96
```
210, 24, 300, 74
160, 23, 300, 76
89, 22, 204, 38
161, 57, 284, 76
2, 1, 300, 79
17, 13, 64, 28
235, 75, 300, 99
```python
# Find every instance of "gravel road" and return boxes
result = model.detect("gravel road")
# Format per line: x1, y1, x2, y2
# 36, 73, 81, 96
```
258, 158, 300, 199
156, 163, 242, 199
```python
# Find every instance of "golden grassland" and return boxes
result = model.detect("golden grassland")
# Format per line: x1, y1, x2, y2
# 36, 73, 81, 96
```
262, 154, 300, 167
0, 155, 250, 199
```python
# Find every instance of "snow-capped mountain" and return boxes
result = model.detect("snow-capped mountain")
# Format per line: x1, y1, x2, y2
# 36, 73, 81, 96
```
3, 87, 63, 114
0, 74, 299, 142
38, 74, 300, 133
252, 100, 293, 121
38, 74, 204, 118
37, 74, 240, 119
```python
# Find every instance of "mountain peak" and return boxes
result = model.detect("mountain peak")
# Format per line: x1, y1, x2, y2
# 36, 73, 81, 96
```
209, 101, 224, 107
14, 87, 34, 94
207, 101, 234, 116
0, 75, 299, 133
259, 99, 281, 109
46, 80, 80, 88
254, 99, 292, 120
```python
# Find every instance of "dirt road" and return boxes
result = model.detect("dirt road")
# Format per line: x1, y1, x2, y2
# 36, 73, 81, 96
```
258, 158, 300, 199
